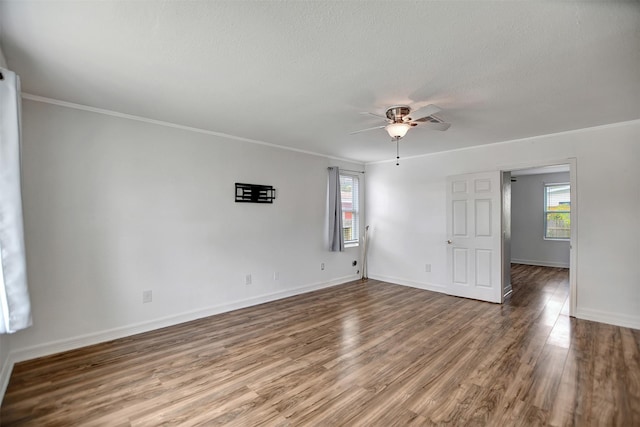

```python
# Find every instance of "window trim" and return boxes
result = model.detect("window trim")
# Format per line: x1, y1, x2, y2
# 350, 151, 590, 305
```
340, 173, 360, 247
543, 182, 571, 241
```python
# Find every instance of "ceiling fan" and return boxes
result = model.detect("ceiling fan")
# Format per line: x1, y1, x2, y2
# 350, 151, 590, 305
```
350, 104, 451, 165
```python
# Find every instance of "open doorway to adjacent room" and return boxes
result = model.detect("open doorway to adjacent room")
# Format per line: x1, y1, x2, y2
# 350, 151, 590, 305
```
503, 161, 576, 316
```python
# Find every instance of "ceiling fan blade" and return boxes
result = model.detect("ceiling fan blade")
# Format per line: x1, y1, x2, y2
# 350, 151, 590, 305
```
404, 104, 442, 122
413, 121, 451, 131
349, 125, 386, 135
359, 112, 388, 120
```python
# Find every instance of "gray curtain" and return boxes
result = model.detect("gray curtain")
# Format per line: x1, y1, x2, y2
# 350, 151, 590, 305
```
328, 167, 343, 252
0, 67, 32, 333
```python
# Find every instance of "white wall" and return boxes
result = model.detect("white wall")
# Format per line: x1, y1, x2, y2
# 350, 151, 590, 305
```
8, 99, 364, 361
0, 335, 9, 398
365, 120, 640, 329
511, 172, 570, 268
0, 46, 7, 68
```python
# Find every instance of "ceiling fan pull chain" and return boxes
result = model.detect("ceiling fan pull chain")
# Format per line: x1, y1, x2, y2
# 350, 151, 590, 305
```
396, 137, 400, 166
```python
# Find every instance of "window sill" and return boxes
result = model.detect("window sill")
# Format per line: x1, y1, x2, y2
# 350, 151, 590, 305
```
543, 237, 570, 241
344, 243, 359, 248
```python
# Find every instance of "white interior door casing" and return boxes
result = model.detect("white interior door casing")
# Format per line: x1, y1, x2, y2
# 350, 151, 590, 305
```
446, 171, 502, 303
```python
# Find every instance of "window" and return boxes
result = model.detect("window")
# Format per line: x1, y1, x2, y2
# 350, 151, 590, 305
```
544, 183, 570, 239
340, 174, 359, 246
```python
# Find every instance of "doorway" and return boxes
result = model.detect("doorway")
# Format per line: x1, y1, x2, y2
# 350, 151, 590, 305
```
503, 160, 576, 316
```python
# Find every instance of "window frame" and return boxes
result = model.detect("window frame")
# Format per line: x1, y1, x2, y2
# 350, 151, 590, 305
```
543, 182, 571, 241
339, 173, 360, 247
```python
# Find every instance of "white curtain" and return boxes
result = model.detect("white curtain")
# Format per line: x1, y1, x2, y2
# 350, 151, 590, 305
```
0, 67, 32, 334
328, 167, 343, 252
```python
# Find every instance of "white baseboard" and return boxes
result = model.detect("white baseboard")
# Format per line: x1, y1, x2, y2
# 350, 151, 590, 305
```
511, 259, 570, 269
8, 274, 358, 366
368, 274, 446, 293
370, 274, 639, 331
0, 354, 13, 406
575, 307, 640, 330
4, 274, 636, 407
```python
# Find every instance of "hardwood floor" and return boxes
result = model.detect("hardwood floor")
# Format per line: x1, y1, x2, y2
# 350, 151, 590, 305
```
2, 265, 639, 426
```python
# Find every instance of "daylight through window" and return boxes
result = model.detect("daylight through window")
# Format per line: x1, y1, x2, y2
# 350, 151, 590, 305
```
544, 183, 570, 239
340, 174, 359, 246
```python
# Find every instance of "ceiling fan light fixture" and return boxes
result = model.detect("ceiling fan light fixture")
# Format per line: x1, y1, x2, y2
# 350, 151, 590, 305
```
385, 122, 410, 138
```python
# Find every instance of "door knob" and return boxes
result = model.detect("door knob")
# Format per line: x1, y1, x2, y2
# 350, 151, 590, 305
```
447, 240, 452, 244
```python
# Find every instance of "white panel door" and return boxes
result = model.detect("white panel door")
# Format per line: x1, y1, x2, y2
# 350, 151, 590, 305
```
446, 171, 502, 303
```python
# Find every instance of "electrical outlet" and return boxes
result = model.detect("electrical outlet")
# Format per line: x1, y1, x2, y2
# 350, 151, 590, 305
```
425, 264, 431, 273
321, 263, 325, 271
245, 274, 252, 285
273, 271, 279, 281
142, 290, 152, 303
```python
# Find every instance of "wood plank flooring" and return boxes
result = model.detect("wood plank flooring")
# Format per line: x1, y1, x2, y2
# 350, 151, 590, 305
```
2, 264, 639, 426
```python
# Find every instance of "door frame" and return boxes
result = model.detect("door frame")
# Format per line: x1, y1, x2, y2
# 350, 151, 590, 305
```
500, 157, 577, 317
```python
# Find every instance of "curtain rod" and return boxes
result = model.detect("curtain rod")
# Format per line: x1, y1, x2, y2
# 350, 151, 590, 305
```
328, 167, 365, 174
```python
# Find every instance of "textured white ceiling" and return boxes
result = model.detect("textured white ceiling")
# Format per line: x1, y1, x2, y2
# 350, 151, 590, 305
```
1, 1, 639, 163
